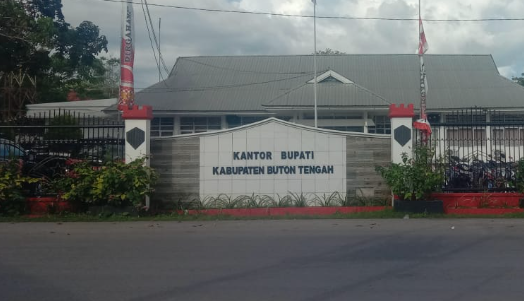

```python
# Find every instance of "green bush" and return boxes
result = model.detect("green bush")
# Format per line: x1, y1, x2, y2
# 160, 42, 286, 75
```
375, 146, 444, 201
515, 158, 524, 193
0, 160, 38, 216
55, 157, 158, 208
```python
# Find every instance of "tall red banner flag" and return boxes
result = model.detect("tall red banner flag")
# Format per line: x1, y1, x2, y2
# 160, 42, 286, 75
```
118, 1, 135, 111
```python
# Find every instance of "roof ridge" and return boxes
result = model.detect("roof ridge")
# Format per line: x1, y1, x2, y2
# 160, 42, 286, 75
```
178, 54, 494, 59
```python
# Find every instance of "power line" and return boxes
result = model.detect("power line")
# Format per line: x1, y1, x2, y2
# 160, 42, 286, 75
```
85, 0, 524, 22
138, 71, 321, 93
139, 0, 162, 79
183, 58, 312, 75
142, 0, 170, 75
139, 0, 172, 92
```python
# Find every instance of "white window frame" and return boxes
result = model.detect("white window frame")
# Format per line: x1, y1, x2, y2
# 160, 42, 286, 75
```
151, 117, 174, 137
180, 117, 221, 134
307, 70, 353, 84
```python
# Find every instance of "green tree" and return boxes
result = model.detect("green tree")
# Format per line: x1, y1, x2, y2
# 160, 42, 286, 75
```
315, 48, 347, 55
512, 74, 524, 87
0, 0, 109, 104
57, 56, 119, 100
0, 0, 56, 76
101, 57, 120, 99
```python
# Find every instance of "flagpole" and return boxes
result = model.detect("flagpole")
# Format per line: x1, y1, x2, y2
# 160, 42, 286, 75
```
313, 1, 318, 128
416, 0, 431, 142
419, 0, 421, 25
419, 0, 421, 119
419, 0, 425, 122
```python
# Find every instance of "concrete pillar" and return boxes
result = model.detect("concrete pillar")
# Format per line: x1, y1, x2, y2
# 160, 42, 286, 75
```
122, 105, 153, 163
363, 111, 369, 134
122, 105, 153, 208
389, 104, 415, 164
174, 115, 180, 135
221, 115, 227, 129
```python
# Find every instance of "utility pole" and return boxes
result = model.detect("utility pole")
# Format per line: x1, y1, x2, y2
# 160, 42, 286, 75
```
158, 17, 161, 82
312, 0, 318, 128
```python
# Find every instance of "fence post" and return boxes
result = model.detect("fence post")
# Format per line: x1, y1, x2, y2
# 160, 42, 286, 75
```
389, 104, 414, 163
122, 105, 153, 207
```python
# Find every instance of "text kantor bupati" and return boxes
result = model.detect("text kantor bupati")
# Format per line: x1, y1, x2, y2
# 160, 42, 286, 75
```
211, 151, 335, 175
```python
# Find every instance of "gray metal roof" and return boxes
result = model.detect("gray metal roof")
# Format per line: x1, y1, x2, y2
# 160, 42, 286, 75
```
264, 82, 391, 108
135, 54, 524, 112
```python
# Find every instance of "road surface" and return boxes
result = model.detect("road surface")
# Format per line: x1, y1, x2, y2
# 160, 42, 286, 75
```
1, 219, 523, 301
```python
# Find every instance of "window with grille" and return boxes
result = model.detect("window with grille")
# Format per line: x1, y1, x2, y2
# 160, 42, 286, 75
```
445, 114, 486, 124
227, 116, 265, 128
151, 117, 174, 137
180, 117, 221, 134
492, 129, 504, 145
491, 128, 523, 146
474, 129, 486, 143
303, 113, 362, 120
490, 114, 524, 123
368, 116, 391, 134
504, 128, 519, 146
447, 129, 476, 146
227, 116, 291, 128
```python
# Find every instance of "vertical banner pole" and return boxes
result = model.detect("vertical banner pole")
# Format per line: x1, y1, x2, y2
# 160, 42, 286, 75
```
118, 0, 135, 111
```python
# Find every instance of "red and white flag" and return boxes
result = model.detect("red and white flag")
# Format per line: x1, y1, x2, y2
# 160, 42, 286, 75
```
415, 16, 431, 138
418, 17, 428, 55
413, 118, 432, 134
118, 0, 135, 111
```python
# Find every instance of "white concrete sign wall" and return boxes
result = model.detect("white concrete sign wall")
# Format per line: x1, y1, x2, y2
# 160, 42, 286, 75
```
200, 120, 346, 199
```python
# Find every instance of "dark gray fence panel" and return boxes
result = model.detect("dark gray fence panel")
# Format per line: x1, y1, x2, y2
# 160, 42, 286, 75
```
415, 108, 524, 192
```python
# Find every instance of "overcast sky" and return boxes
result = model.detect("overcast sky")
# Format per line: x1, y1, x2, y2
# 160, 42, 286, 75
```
63, 0, 524, 90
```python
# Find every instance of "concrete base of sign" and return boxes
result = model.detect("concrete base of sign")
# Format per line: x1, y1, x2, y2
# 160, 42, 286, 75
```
177, 206, 387, 216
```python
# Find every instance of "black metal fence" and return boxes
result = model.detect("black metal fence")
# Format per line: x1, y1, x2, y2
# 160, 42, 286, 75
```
415, 108, 524, 192
0, 109, 124, 195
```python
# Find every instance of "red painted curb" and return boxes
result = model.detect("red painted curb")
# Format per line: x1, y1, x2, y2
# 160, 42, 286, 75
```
445, 208, 524, 215
270, 207, 338, 216
26, 197, 70, 214
432, 193, 523, 209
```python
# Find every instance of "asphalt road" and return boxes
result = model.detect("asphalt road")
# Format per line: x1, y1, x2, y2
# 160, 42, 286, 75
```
1, 219, 524, 301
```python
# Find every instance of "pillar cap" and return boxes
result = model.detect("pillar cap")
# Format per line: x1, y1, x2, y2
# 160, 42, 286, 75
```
389, 104, 414, 118
121, 105, 153, 120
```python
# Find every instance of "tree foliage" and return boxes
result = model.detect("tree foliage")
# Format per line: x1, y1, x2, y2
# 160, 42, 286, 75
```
315, 48, 347, 55
375, 146, 444, 201
0, 0, 110, 103
0, 159, 38, 216
512, 74, 524, 87
55, 158, 159, 208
